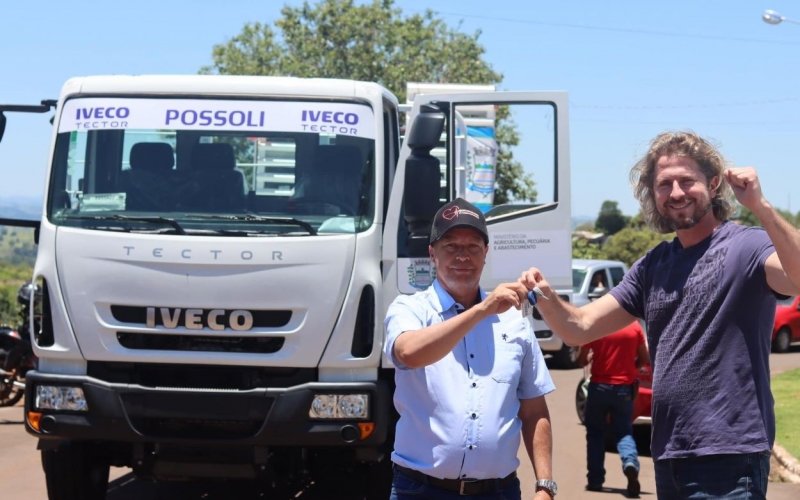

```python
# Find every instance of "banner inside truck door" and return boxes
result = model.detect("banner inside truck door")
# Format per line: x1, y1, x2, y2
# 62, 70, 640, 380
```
464, 126, 497, 213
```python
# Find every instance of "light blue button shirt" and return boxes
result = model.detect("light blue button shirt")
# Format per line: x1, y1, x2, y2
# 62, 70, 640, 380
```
384, 279, 555, 480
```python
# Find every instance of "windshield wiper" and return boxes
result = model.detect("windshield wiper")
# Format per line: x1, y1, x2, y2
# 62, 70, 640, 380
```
61, 214, 186, 235
184, 214, 317, 236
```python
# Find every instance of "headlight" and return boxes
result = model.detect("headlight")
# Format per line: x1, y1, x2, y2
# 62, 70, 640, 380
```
310, 394, 337, 419
309, 393, 369, 419
35, 386, 88, 412
338, 394, 368, 419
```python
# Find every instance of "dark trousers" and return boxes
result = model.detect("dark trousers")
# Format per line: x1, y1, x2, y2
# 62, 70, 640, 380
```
584, 382, 639, 486
654, 452, 770, 499
389, 466, 521, 500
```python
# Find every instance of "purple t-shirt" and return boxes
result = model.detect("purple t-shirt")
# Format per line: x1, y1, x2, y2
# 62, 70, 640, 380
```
609, 221, 777, 461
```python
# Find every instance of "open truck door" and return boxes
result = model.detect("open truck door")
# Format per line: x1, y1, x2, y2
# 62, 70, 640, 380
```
0, 100, 56, 234
383, 91, 572, 366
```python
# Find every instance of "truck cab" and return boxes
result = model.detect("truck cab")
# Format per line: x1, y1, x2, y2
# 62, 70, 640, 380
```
0, 75, 572, 499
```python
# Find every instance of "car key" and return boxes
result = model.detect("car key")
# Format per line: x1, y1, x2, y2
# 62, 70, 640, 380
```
522, 287, 547, 317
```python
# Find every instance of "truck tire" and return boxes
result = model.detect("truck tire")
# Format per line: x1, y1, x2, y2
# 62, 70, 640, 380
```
0, 350, 12, 403
365, 457, 393, 500
41, 442, 109, 500
553, 343, 580, 369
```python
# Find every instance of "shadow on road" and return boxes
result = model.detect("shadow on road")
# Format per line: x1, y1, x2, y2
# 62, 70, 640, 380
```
106, 472, 370, 500
633, 425, 652, 457
585, 485, 651, 497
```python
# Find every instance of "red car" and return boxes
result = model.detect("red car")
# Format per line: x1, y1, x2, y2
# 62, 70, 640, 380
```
772, 296, 800, 353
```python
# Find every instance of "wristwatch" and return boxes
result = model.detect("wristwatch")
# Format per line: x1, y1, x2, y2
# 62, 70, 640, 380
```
536, 479, 558, 497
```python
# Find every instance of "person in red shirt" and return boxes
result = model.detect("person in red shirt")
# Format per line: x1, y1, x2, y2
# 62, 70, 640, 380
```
577, 321, 649, 497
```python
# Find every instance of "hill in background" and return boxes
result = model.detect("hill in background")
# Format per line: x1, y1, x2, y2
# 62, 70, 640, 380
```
0, 196, 41, 220
571, 215, 594, 229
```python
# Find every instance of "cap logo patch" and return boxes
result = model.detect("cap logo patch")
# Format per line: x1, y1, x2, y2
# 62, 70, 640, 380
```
442, 206, 460, 220
442, 206, 481, 221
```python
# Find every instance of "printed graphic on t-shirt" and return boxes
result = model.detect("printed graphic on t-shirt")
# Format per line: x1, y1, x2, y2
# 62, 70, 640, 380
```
646, 247, 727, 408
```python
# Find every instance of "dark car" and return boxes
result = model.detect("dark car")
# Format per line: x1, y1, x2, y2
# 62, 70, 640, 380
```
772, 296, 800, 353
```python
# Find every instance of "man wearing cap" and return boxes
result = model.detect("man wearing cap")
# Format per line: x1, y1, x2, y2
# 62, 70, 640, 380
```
384, 198, 557, 500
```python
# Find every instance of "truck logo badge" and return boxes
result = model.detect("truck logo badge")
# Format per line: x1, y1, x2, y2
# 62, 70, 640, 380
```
146, 307, 254, 331
407, 259, 435, 290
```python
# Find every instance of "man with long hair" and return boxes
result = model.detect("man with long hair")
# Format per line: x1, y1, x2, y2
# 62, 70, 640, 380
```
520, 131, 800, 499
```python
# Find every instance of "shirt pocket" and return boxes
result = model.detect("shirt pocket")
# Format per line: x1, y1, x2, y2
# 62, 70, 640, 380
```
491, 343, 524, 384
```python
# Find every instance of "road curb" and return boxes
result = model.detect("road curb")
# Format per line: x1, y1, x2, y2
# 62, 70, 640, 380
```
773, 443, 800, 484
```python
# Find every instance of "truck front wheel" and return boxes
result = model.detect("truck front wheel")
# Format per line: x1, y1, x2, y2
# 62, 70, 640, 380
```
366, 457, 393, 500
41, 442, 109, 500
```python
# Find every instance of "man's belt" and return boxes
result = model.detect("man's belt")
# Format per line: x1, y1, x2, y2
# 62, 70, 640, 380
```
394, 464, 517, 496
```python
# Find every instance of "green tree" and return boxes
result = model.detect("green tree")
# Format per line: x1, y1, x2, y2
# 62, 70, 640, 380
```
776, 207, 800, 228
202, 0, 537, 202
572, 238, 606, 260
0, 286, 16, 326
735, 206, 761, 227
594, 200, 629, 236
733, 206, 800, 228
602, 227, 672, 268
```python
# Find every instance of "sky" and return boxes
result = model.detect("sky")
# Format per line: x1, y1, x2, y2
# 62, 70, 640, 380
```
1, 0, 799, 219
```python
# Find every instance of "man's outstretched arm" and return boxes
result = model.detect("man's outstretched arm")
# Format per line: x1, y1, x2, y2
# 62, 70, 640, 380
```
519, 267, 637, 346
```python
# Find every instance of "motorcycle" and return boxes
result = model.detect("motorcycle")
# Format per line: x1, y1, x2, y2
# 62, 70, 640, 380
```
0, 281, 40, 407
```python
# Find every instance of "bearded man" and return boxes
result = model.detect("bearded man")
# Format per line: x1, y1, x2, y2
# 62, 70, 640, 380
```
520, 131, 800, 499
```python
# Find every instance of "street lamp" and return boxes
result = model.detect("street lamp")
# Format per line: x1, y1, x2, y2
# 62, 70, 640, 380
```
763, 9, 800, 26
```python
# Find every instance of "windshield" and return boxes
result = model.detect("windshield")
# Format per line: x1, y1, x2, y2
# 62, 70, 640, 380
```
572, 268, 587, 293
47, 97, 376, 236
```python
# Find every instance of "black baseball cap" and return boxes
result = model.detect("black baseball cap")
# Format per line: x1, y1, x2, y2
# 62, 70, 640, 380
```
430, 198, 489, 245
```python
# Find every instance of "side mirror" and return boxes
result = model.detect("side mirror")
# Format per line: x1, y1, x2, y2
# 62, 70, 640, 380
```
0, 112, 6, 143
0, 100, 57, 144
403, 104, 445, 257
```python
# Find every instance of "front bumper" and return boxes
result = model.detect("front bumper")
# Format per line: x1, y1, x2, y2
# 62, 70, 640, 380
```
24, 371, 390, 447
534, 330, 565, 353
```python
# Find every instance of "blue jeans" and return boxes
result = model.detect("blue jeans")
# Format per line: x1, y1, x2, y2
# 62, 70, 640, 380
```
389, 466, 521, 500
654, 452, 770, 499
584, 382, 639, 486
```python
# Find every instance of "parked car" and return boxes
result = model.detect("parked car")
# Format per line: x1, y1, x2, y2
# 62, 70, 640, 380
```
772, 296, 800, 353
571, 259, 629, 306
537, 260, 630, 369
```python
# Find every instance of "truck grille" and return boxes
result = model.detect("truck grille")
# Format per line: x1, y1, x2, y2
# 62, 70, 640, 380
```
130, 417, 265, 440
87, 362, 316, 390
116, 332, 284, 353
121, 391, 274, 440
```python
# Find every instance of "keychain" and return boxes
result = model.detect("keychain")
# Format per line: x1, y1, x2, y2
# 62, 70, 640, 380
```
521, 286, 548, 317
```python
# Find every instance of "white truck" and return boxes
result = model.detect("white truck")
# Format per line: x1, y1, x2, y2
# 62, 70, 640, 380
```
0, 75, 572, 499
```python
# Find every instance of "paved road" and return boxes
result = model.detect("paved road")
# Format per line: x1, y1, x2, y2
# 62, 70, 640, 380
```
1, 348, 799, 499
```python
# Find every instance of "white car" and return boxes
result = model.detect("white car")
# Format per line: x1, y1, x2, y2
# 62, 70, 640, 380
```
537, 259, 629, 368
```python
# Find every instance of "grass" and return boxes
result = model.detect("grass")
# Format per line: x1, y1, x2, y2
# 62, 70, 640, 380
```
773, 368, 800, 459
